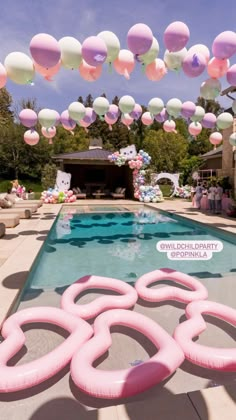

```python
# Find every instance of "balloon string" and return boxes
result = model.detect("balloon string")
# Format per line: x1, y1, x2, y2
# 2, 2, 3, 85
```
108, 62, 112, 73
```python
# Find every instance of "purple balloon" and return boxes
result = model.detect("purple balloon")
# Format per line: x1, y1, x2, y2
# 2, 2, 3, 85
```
60, 110, 76, 130
54, 111, 61, 126
30, 33, 61, 68
82, 36, 107, 67
82, 107, 97, 124
106, 104, 120, 120
226, 64, 236, 86
127, 23, 153, 55
19, 109, 37, 128
181, 101, 196, 119
164, 21, 190, 52
212, 31, 236, 60
182, 52, 206, 78
130, 103, 142, 120
154, 108, 168, 123
201, 113, 217, 129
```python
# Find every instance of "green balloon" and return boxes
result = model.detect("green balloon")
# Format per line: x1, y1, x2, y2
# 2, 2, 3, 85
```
97, 31, 120, 63
139, 37, 159, 65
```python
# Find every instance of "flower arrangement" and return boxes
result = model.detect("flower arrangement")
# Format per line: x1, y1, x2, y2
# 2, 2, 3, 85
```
108, 152, 127, 167
173, 185, 191, 199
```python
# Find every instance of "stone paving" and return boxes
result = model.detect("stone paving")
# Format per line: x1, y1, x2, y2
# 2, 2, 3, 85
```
0, 198, 235, 419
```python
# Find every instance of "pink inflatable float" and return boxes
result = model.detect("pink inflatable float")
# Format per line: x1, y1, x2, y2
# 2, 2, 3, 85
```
61, 275, 138, 320
71, 309, 185, 398
135, 268, 208, 303
174, 300, 236, 371
0, 307, 93, 392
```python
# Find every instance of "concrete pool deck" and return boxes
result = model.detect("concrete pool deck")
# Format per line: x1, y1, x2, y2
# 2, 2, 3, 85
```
0, 198, 235, 419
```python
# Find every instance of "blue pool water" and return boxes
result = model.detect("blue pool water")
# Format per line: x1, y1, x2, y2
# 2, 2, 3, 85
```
25, 207, 236, 292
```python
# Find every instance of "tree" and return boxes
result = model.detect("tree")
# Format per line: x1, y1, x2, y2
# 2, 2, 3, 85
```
0, 88, 13, 131
143, 129, 188, 173
188, 128, 213, 156
195, 97, 223, 115
179, 156, 203, 185
41, 163, 58, 190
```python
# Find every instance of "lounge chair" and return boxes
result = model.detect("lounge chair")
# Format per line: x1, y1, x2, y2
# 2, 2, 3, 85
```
72, 187, 87, 199
13, 203, 38, 213
0, 222, 5, 238
0, 213, 20, 228
111, 187, 126, 199
0, 208, 32, 219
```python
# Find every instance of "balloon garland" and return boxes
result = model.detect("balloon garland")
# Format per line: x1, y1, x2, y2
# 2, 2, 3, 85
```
0, 23, 235, 90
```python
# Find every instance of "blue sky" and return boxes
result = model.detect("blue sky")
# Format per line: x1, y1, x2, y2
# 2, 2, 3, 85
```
0, 0, 235, 112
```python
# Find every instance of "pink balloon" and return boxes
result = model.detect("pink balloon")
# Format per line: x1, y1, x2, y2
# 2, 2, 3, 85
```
19, 109, 37, 128
127, 23, 153, 55
0, 63, 7, 88
188, 122, 202, 136
207, 57, 229, 79
130, 103, 142, 120
121, 114, 134, 127
202, 113, 217, 129
54, 111, 61, 126
181, 101, 196, 119
60, 110, 76, 130
82, 36, 107, 67
41, 126, 56, 138
24, 130, 40, 146
106, 104, 120, 120
105, 114, 118, 128
81, 107, 96, 124
209, 132, 223, 145
79, 60, 102, 81
163, 120, 176, 132
164, 21, 190, 52
212, 31, 236, 60
141, 112, 154, 126
79, 119, 90, 128
154, 108, 168, 122
226, 64, 236, 86
34, 60, 61, 81
30, 33, 61, 68
145, 58, 167, 81
182, 52, 206, 78
113, 49, 135, 80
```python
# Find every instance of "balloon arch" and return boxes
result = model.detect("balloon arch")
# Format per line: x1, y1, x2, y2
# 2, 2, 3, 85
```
153, 173, 180, 195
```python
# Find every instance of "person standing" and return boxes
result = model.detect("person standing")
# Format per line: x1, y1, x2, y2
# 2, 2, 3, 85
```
195, 183, 204, 209
208, 183, 217, 213
215, 183, 223, 214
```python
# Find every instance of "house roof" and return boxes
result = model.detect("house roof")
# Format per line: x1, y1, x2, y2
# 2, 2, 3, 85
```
201, 145, 223, 159
52, 148, 112, 161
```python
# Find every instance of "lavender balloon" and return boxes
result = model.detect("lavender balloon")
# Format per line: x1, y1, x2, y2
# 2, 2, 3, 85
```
127, 23, 153, 55
154, 108, 168, 122
212, 31, 236, 60
182, 52, 206, 77
82, 36, 107, 67
130, 103, 142, 120
164, 21, 190, 52
106, 104, 120, 120
30, 33, 61, 68
19, 109, 37, 128
226, 64, 236, 86
181, 101, 196, 118
201, 113, 217, 129
82, 107, 97, 124
60, 110, 76, 130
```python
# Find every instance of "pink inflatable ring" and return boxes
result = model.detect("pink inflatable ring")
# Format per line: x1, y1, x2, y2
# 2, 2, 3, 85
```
135, 268, 208, 303
174, 300, 236, 371
61, 275, 138, 320
0, 307, 93, 392
71, 309, 184, 398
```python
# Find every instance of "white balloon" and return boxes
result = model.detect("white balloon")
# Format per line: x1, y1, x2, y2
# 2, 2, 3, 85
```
59, 37, 82, 69
164, 48, 187, 71
68, 102, 85, 121
38, 109, 57, 128
4, 52, 35, 85
97, 31, 120, 63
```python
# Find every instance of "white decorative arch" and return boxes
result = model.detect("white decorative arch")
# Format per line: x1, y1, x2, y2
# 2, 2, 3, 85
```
153, 173, 180, 195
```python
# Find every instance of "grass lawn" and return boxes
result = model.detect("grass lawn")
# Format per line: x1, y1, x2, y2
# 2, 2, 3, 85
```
159, 184, 172, 197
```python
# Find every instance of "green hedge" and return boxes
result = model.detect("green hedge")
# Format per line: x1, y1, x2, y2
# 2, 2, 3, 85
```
0, 179, 43, 193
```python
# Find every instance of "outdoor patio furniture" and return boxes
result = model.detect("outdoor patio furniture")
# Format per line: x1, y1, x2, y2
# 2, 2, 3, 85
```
13, 203, 38, 213
0, 213, 20, 228
111, 187, 126, 199
73, 187, 87, 199
0, 222, 5, 238
0, 208, 32, 219
92, 191, 106, 199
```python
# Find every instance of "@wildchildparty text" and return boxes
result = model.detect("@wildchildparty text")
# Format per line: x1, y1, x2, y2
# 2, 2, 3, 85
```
156, 240, 223, 260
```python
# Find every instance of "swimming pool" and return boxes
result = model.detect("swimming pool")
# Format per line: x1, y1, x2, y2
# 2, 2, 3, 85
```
22, 206, 236, 295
